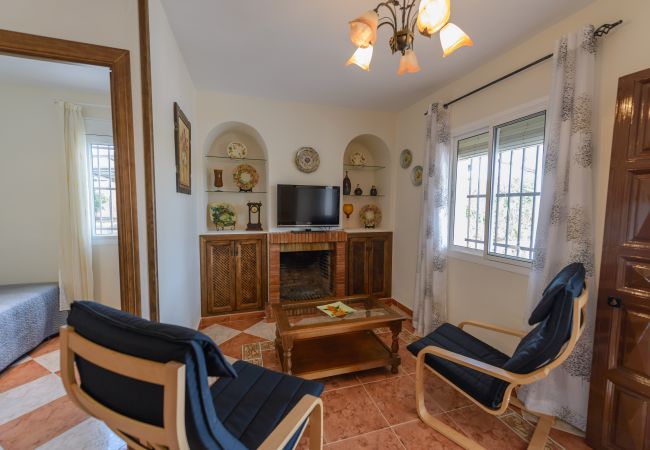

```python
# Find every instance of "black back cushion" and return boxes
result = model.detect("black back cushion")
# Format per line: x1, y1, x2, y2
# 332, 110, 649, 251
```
503, 263, 585, 374
67, 301, 244, 450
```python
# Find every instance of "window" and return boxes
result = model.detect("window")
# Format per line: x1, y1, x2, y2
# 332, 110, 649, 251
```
89, 142, 118, 236
451, 111, 546, 263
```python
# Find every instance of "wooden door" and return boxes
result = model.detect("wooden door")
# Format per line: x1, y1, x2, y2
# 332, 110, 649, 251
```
235, 238, 267, 311
203, 239, 236, 315
368, 235, 392, 298
586, 68, 650, 450
347, 237, 369, 295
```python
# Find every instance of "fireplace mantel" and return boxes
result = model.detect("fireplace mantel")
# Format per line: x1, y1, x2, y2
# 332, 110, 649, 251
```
268, 231, 347, 310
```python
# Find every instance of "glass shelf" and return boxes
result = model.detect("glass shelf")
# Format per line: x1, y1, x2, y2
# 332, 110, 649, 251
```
205, 155, 267, 162
343, 194, 385, 198
343, 164, 386, 171
206, 189, 267, 194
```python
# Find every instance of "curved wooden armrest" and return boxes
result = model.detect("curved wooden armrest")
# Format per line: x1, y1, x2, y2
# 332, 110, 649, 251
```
258, 395, 323, 450
458, 320, 527, 338
416, 345, 548, 385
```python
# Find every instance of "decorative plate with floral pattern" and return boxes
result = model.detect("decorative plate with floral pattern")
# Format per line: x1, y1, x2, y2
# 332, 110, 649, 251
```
227, 142, 248, 159
411, 165, 423, 186
295, 147, 320, 173
350, 152, 367, 166
233, 164, 259, 191
400, 149, 413, 169
209, 202, 236, 230
359, 204, 382, 228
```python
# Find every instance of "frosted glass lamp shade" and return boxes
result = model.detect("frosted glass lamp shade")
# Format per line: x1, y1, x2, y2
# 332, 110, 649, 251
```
397, 49, 421, 76
440, 22, 473, 57
417, 0, 450, 36
346, 45, 374, 71
349, 10, 379, 48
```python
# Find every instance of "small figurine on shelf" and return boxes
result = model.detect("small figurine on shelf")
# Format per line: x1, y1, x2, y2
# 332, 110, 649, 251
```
354, 184, 363, 196
343, 171, 351, 195
213, 169, 223, 190
370, 185, 378, 196
246, 202, 263, 231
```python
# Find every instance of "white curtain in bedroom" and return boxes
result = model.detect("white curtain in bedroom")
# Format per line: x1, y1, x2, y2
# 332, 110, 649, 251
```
518, 25, 597, 431
413, 102, 450, 336
59, 102, 94, 310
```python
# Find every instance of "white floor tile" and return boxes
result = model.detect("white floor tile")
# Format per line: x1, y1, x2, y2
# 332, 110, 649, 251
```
0, 374, 65, 425
244, 321, 276, 341
36, 418, 124, 450
34, 350, 60, 373
201, 323, 240, 345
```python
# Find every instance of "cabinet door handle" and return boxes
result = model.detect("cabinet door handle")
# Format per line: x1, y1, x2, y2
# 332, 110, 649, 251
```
607, 296, 622, 308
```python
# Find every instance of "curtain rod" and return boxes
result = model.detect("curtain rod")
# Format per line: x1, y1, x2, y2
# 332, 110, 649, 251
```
424, 20, 622, 115
54, 99, 111, 109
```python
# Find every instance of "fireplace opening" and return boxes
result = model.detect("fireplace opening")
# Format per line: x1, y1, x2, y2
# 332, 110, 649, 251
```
280, 250, 334, 301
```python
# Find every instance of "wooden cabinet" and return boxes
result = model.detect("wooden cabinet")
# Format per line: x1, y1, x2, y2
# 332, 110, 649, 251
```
200, 234, 267, 316
346, 232, 392, 298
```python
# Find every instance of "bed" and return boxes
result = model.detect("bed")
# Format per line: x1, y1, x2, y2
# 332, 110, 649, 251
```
0, 283, 68, 372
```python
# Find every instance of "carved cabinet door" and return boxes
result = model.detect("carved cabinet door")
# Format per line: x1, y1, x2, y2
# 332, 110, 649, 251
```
204, 239, 236, 315
235, 239, 267, 311
586, 68, 650, 450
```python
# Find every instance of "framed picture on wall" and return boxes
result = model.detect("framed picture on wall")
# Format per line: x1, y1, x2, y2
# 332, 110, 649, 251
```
174, 102, 191, 194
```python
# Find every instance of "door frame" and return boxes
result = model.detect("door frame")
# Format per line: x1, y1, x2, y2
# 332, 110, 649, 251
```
0, 29, 141, 315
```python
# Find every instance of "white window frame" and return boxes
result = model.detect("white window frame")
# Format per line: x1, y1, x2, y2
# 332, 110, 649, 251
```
448, 99, 548, 274
87, 133, 118, 243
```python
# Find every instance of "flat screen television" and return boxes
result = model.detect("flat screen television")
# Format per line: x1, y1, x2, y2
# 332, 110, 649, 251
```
277, 184, 340, 227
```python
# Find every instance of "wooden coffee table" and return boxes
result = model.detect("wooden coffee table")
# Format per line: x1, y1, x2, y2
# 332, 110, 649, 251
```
271, 296, 406, 380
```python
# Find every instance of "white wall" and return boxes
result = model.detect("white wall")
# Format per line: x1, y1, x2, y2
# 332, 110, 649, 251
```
0, 82, 121, 309
149, 0, 200, 328
0, 0, 150, 317
393, 0, 650, 352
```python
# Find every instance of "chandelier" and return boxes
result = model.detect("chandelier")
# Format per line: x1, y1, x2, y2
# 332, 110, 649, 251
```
347, 0, 473, 75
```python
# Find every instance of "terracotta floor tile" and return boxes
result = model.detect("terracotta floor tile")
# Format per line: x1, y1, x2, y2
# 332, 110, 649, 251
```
0, 360, 50, 394
0, 395, 87, 449
500, 412, 535, 441
393, 416, 465, 450
364, 375, 442, 425
411, 373, 472, 412
29, 337, 60, 358
319, 373, 360, 392
549, 428, 593, 450
221, 318, 263, 331
218, 333, 269, 359
325, 428, 403, 449
447, 405, 527, 450
355, 366, 405, 384
321, 385, 388, 443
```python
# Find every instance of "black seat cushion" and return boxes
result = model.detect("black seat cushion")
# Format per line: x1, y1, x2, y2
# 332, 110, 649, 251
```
408, 263, 585, 410
407, 323, 510, 409
67, 301, 245, 449
211, 360, 324, 450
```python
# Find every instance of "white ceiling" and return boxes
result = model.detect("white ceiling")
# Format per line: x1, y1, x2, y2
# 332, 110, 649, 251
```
0, 54, 110, 93
162, 0, 593, 111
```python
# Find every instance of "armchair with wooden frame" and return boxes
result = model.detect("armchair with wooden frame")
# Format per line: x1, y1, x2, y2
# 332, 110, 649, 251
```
407, 263, 588, 450
60, 301, 324, 450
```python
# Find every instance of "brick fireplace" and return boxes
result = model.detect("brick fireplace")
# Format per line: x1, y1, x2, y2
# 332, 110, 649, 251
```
269, 231, 346, 309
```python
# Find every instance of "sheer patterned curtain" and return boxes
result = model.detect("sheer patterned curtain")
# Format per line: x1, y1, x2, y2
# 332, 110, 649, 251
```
519, 25, 597, 431
413, 103, 450, 336
59, 103, 94, 309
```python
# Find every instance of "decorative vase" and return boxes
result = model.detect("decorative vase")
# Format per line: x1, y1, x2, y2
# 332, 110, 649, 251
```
213, 169, 223, 189
343, 171, 351, 195
354, 184, 363, 196
370, 185, 378, 196
343, 203, 354, 219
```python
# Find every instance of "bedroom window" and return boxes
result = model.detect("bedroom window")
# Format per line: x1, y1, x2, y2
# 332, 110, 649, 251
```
89, 142, 118, 236
451, 111, 546, 264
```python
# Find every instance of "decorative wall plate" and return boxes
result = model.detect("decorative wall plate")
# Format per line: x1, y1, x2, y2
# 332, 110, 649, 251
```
227, 142, 248, 159
411, 165, 423, 186
209, 202, 237, 230
400, 149, 413, 169
295, 147, 320, 173
359, 204, 382, 228
350, 152, 367, 166
233, 164, 259, 191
